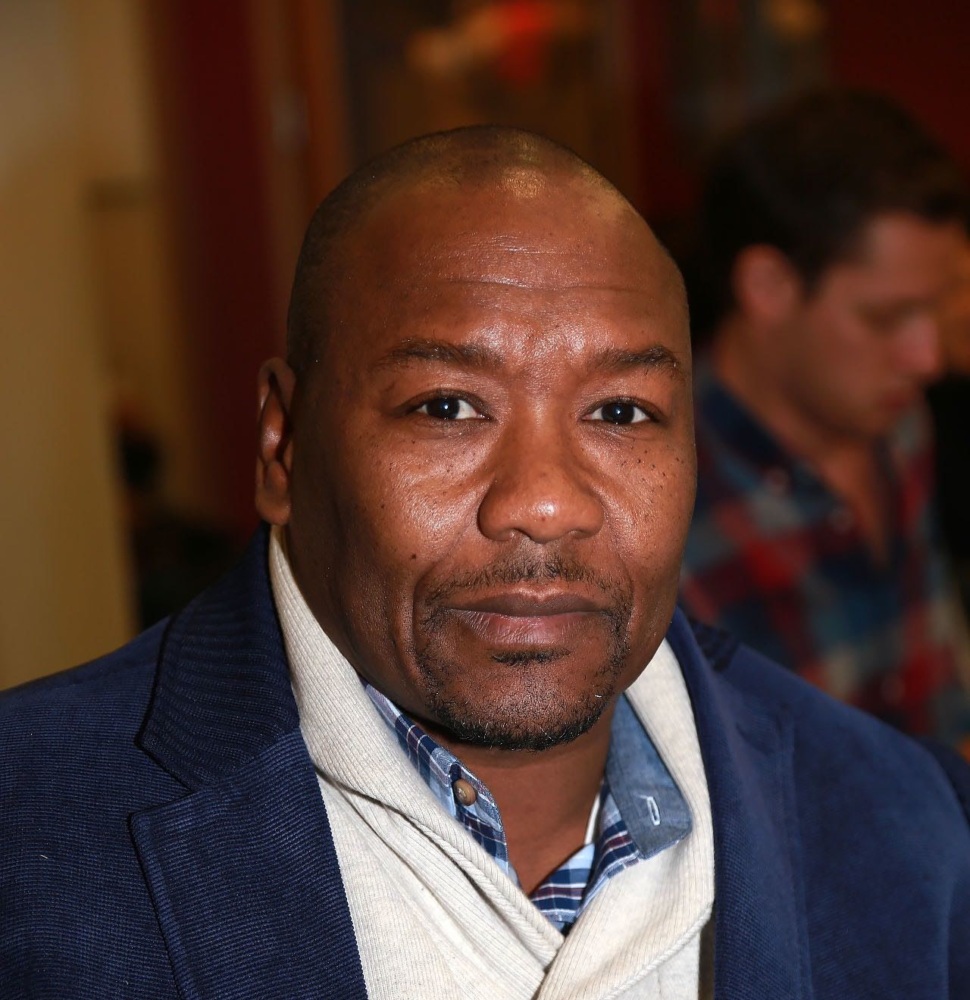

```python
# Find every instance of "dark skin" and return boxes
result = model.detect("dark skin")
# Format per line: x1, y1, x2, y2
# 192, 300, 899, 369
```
256, 165, 696, 893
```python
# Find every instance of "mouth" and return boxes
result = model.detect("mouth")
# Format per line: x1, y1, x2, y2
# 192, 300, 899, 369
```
443, 589, 609, 649
451, 590, 604, 616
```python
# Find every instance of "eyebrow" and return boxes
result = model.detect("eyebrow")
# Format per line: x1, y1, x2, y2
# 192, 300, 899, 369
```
372, 337, 685, 380
372, 338, 504, 373
588, 345, 685, 381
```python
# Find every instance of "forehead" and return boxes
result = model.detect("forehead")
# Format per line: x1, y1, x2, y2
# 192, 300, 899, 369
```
838, 211, 965, 291
334, 172, 685, 334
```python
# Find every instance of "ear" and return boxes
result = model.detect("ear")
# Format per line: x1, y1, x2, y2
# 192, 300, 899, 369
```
255, 358, 296, 525
730, 245, 803, 327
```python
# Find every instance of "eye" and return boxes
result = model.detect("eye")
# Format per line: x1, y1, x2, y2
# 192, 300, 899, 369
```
587, 400, 651, 425
416, 396, 482, 420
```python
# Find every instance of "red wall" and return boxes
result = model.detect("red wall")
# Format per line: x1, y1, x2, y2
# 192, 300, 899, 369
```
156, 2, 281, 537
829, 1, 970, 174
631, 2, 970, 223
629, 0, 695, 221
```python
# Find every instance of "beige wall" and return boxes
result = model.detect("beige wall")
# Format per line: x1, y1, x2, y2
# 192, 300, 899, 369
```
76, 0, 213, 520
0, 0, 134, 687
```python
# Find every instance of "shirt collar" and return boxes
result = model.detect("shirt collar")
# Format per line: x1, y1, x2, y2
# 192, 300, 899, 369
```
366, 680, 692, 871
606, 694, 692, 857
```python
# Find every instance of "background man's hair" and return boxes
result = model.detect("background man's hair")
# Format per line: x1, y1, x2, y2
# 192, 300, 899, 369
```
691, 88, 967, 336
285, 125, 616, 375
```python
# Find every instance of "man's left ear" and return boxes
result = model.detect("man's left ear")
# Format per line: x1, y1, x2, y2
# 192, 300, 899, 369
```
732, 244, 803, 328
255, 358, 296, 525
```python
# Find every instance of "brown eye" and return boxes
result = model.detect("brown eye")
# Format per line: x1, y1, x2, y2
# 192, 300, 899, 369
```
589, 401, 649, 425
417, 397, 480, 420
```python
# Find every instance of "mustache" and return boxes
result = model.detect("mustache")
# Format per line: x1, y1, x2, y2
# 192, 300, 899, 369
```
423, 551, 628, 607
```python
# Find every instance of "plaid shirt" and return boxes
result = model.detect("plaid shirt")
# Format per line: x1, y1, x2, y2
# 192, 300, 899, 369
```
366, 686, 691, 933
681, 362, 970, 742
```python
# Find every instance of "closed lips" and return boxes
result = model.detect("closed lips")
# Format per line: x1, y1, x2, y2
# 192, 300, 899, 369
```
448, 592, 604, 616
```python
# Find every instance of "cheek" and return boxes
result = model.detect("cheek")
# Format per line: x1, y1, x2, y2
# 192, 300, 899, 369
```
340, 433, 488, 578
607, 448, 693, 676
597, 437, 695, 593
803, 304, 874, 365
607, 435, 694, 533
790, 315, 871, 406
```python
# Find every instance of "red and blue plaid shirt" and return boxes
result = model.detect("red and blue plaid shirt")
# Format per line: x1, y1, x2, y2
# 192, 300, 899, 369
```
366, 686, 691, 933
681, 361, 970, 743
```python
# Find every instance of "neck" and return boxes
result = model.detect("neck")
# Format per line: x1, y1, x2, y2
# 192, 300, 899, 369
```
711, 320, 890, 559
433, 704, 615, 895
711, 319, 872, 468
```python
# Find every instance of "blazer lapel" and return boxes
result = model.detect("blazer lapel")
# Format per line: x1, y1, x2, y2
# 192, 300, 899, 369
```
132, 527, 367, 1000
667, 612, 814, 1000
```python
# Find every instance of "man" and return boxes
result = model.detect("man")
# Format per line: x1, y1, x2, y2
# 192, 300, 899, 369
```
679, 91, 970, 743
2, 127, 969, 998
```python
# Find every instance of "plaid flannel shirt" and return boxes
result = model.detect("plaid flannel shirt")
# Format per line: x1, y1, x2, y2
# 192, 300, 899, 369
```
681, 361, 970, 742
367, 686, 691, 933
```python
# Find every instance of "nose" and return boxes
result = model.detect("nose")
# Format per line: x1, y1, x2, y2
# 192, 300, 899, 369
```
897, 312, 944, 383
477, 423, 604, 544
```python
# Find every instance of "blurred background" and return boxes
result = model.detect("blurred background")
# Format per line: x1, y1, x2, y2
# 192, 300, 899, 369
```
1, 0, 968, 688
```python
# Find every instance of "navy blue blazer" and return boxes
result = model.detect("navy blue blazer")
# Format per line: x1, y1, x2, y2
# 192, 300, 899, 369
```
2, 527, 969, 998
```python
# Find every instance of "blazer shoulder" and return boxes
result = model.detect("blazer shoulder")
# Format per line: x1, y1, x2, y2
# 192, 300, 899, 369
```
674, 610, 970, 832
0, 618, 168, 744
726, 636, 970, 832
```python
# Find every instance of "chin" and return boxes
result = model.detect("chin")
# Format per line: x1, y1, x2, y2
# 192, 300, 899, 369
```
427, 686, 611, 752
417, 646, 628, 752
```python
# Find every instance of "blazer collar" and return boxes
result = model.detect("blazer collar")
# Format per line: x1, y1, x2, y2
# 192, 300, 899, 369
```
132, 524, 368, 999
668, 610, 813, 1000
137, 523, 299, 790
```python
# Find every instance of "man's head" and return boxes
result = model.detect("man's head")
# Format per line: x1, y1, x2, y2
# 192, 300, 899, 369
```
256, 126, 695, 752
938, 236, 970, 376
697, 90, 967, 441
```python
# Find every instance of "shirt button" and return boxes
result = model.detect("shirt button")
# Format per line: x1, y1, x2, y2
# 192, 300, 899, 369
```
453, 778, 477, 807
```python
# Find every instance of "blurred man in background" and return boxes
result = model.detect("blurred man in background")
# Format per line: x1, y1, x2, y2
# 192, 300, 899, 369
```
680, 90, 970, 745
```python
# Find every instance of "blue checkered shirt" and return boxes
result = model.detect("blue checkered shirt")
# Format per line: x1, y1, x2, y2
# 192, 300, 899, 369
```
367, 685, 691, 933
682, 359, 970, 744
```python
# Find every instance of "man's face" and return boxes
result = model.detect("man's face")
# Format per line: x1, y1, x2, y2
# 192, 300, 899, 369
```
939, 239, 970, 376
278, 172, 695, 751
779, 212, 965, 440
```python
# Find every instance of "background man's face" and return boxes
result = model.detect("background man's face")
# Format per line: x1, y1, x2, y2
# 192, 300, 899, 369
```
777, 212, 965, 440
938, 238, 970, 376
285, 173, 695, 751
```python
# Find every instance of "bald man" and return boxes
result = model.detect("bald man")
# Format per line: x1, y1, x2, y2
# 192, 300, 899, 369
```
1, 127, 969, 999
